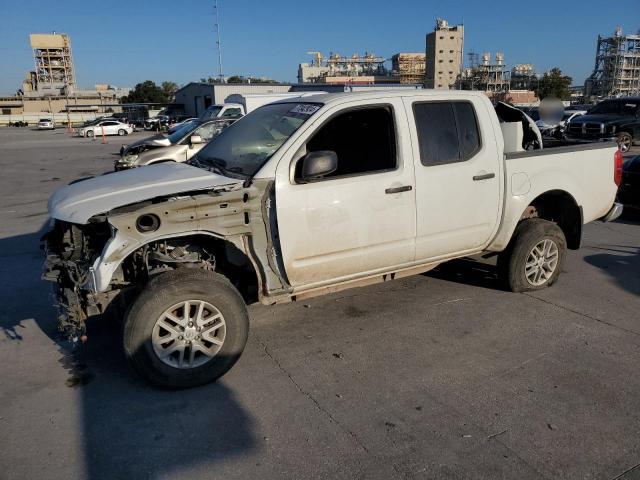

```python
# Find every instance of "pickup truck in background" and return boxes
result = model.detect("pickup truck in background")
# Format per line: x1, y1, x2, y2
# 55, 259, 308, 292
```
43, 90, 623, 388
566, 97, 640, 152
199, 91, 327, 121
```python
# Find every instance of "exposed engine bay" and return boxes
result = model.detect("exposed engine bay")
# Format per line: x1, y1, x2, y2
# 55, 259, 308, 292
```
42, 176, 290, 342
44, 220, 218, 340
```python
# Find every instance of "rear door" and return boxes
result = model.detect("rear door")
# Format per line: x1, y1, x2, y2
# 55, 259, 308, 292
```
275, 98, 417, 288
403, 96, 502, 260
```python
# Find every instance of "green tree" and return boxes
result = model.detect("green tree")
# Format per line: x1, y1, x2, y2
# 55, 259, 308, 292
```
199, 76, 224, 84
535, 68, 573, 100
120, 80, 169, 104
161, 81, 179, 102
199, 75, 283, 85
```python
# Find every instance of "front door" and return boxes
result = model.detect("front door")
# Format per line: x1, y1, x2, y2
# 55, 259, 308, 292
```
403, 97, 502, 260
275, 99, 417, 288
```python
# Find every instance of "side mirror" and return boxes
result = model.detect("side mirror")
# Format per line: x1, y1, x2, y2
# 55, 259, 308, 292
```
301, 150, 338, 181
190, 135, 203, 146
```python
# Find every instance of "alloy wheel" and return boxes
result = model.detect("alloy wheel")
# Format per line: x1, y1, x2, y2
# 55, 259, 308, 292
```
152, 300, 226, 369
524, 239, 559, 286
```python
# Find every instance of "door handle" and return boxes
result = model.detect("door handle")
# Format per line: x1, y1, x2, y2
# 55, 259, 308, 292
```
473, 173, 496, 181
385, 185, 412, 194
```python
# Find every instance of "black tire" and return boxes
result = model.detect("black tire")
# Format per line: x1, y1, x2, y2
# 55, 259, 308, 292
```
497, 218, 567, 293
118, 129, 126, 136
123, 269, 249, 389
86, 130, 94, 138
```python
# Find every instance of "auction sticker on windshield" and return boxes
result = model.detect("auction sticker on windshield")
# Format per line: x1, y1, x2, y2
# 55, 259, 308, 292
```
289, 104, 321, 115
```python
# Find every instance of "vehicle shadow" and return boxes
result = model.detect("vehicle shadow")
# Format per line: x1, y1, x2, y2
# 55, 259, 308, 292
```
0, 228, 257, 479
425, 256, 503, 291
584, 245, 640, 297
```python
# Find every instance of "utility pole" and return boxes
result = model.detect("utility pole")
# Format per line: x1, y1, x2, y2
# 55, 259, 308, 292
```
214, 0, 224, 83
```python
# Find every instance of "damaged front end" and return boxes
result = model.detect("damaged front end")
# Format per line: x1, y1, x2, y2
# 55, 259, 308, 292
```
115, 144, 164, 171
42, 219, 112, 341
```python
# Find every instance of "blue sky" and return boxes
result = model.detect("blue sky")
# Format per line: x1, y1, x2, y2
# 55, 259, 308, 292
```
0, 0, 638, 95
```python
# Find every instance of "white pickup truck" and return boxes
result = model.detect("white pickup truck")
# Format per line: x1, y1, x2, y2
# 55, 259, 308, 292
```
43, 90, 623, 388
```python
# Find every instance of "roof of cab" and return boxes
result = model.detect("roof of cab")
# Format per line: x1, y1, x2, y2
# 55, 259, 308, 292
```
273, 89, 489, 106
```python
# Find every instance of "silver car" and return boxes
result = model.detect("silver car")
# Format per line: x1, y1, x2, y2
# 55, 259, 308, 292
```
115, 119, 233, 171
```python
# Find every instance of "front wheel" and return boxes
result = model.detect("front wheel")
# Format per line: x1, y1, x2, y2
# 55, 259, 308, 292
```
118, 129, 126, 136
617, 132, 633, 153
497, 218, 567, 292
123, 269, 249, 389
86, 130, 94, 138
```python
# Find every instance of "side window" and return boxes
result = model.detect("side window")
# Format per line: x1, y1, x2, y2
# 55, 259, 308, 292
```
300, 106, 396, 180
413, 101, 481, 166
222, 108, 242, 118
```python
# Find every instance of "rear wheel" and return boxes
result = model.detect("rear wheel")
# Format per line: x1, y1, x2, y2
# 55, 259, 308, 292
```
498, 218, 566, 292
123, 269, 249, 389
617, 132, 633, 153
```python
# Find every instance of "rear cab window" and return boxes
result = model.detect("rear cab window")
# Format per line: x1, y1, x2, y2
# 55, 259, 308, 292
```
412, 101, 481, 166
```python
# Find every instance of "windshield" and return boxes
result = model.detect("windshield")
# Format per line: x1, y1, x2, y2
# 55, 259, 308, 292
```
193, 102, 320, 178
200, 106, 222, 120
168, 119, 196, 134
527, 109, 540, 121
167, 122, 200, 144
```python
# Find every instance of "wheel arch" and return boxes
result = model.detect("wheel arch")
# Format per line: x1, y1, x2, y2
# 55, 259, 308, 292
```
93, 231, 262, 303
518, 189, 583, 250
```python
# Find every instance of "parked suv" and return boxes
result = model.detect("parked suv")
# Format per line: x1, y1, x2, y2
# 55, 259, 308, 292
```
566, 97, 640, 152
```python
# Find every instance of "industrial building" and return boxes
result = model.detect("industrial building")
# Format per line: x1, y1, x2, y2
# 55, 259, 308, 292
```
425, 19, 464, 89
0, 32, 129, 118
28, 33, 76, 93
585, 26, 640, 98
458, 52, 510, 92
298, 52, 398, 84
510, 64, 538, 90
391, 53, 427, 84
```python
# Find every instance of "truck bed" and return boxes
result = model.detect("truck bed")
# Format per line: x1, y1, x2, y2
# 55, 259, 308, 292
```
488, 141, 619, 251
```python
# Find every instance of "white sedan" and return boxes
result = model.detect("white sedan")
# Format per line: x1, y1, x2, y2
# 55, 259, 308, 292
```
78, 120, 133, 138
37, 118, 55, 130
